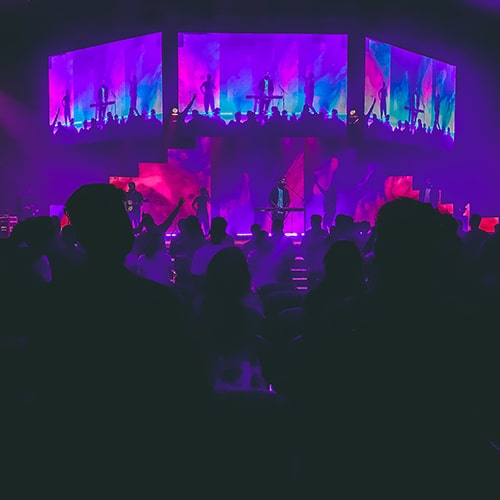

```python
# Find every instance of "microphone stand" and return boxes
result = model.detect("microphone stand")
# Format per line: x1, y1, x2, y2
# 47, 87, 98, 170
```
276, 82, 288, 112
110, 89, 117, 116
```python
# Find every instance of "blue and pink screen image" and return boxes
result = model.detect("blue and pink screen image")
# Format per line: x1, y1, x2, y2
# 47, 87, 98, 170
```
365, 38, 455, 138
48, 32, 163, 129
178, 33, 348, 120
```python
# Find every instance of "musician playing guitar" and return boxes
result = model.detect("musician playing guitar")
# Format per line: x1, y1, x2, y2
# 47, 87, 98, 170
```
268, 177, 290, 222
124, 181, 146, 229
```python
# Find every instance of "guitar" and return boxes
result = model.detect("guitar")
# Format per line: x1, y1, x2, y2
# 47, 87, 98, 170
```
124, 199, 148, 212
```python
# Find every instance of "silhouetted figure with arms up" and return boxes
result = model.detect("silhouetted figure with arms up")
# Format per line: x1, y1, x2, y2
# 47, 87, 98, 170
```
134, 197, 184, 254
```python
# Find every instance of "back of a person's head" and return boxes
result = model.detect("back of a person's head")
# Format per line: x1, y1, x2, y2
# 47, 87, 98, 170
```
205, 246, 251, 302
209, 217, 227, 244
185, 215, 203, 237
256, 230, 272, 252
10, 216, 58, 254
310, 214, 322, 228
375, 197, 440, 283
324, 240, 364, 285
271, 219, 284, 235
335, 214, 353, 229
65, 184, 133, 262
470, 213, 481, 229
251, 223, 261, 236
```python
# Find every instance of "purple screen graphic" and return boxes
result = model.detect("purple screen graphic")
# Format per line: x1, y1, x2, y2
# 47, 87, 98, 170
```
48, 32, 162, 132
365, 38, 455, 145
178, 33, 347, 120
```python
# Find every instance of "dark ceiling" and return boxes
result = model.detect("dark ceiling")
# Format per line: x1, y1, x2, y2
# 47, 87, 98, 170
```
0, 0, 497, 107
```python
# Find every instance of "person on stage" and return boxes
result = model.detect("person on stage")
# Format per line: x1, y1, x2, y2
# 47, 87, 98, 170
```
378, 81, 388, 119
304, 72, 315, 108
419, 177, 440, 208
98, 81, 109, 121
124, 181, 145, 229
258, 72, 274, 115
200, 74, 215, 114
315, 177, 337, 230
130, 75, 138, 113
268, 177, 290, 222
192, 187, 211, 236
433, 90, 441, 130
62, 89, 71, 125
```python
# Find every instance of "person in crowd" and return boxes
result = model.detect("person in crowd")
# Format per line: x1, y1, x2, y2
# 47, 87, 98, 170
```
462, 213, 489, 264
190, 216, 232, 277
241, 223, 261, 257
301, 214, 329, 287
21, 183, 211, 498
137, 230, 174, 285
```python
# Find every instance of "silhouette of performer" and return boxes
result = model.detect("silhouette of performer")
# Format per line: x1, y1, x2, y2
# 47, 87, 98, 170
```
192, 187, 211, 235
378, 81, 388, 119
200, 74, 215, 114
124, 181, 145, 229
304, 72, 315, 108
97, 82, 109, 121
258, 72, 274, 115
409, 88, 423, 126
130, 75, 138, 113
315, 177, 337, 229
433, 91, 441, 129
62, 89, 71, 125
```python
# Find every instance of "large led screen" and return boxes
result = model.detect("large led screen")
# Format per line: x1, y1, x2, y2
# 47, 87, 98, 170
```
178, 33, 347, 136
365, 38, 456, 148
49, 32, 163, 143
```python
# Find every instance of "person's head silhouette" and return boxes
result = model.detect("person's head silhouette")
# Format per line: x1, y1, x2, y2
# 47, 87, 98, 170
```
209, 217, 228, 245
205, 246, 251, 302
65, 184, 133, 264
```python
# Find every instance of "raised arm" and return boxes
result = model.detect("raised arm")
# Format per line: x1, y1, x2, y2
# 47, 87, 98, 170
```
158, 197, 185, 233
50, 108, 60, 132
315, 179, 326, 195
179, 94, 196, 121
365, 97, 376, 120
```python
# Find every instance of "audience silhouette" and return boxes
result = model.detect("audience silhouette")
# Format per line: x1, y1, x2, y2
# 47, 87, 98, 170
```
3, 190, 499, 498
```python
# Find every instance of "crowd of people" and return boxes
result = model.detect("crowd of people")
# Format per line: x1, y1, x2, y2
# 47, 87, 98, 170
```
2, 183, 500, 497
51, 108, 163, 143
366, 113, 455, 148
174, 96, 347, 137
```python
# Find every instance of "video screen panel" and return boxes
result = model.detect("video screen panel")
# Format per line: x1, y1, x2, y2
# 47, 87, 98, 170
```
178, 33, 347, 136
365, 38, 456, 148
49, 32, 163, 143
